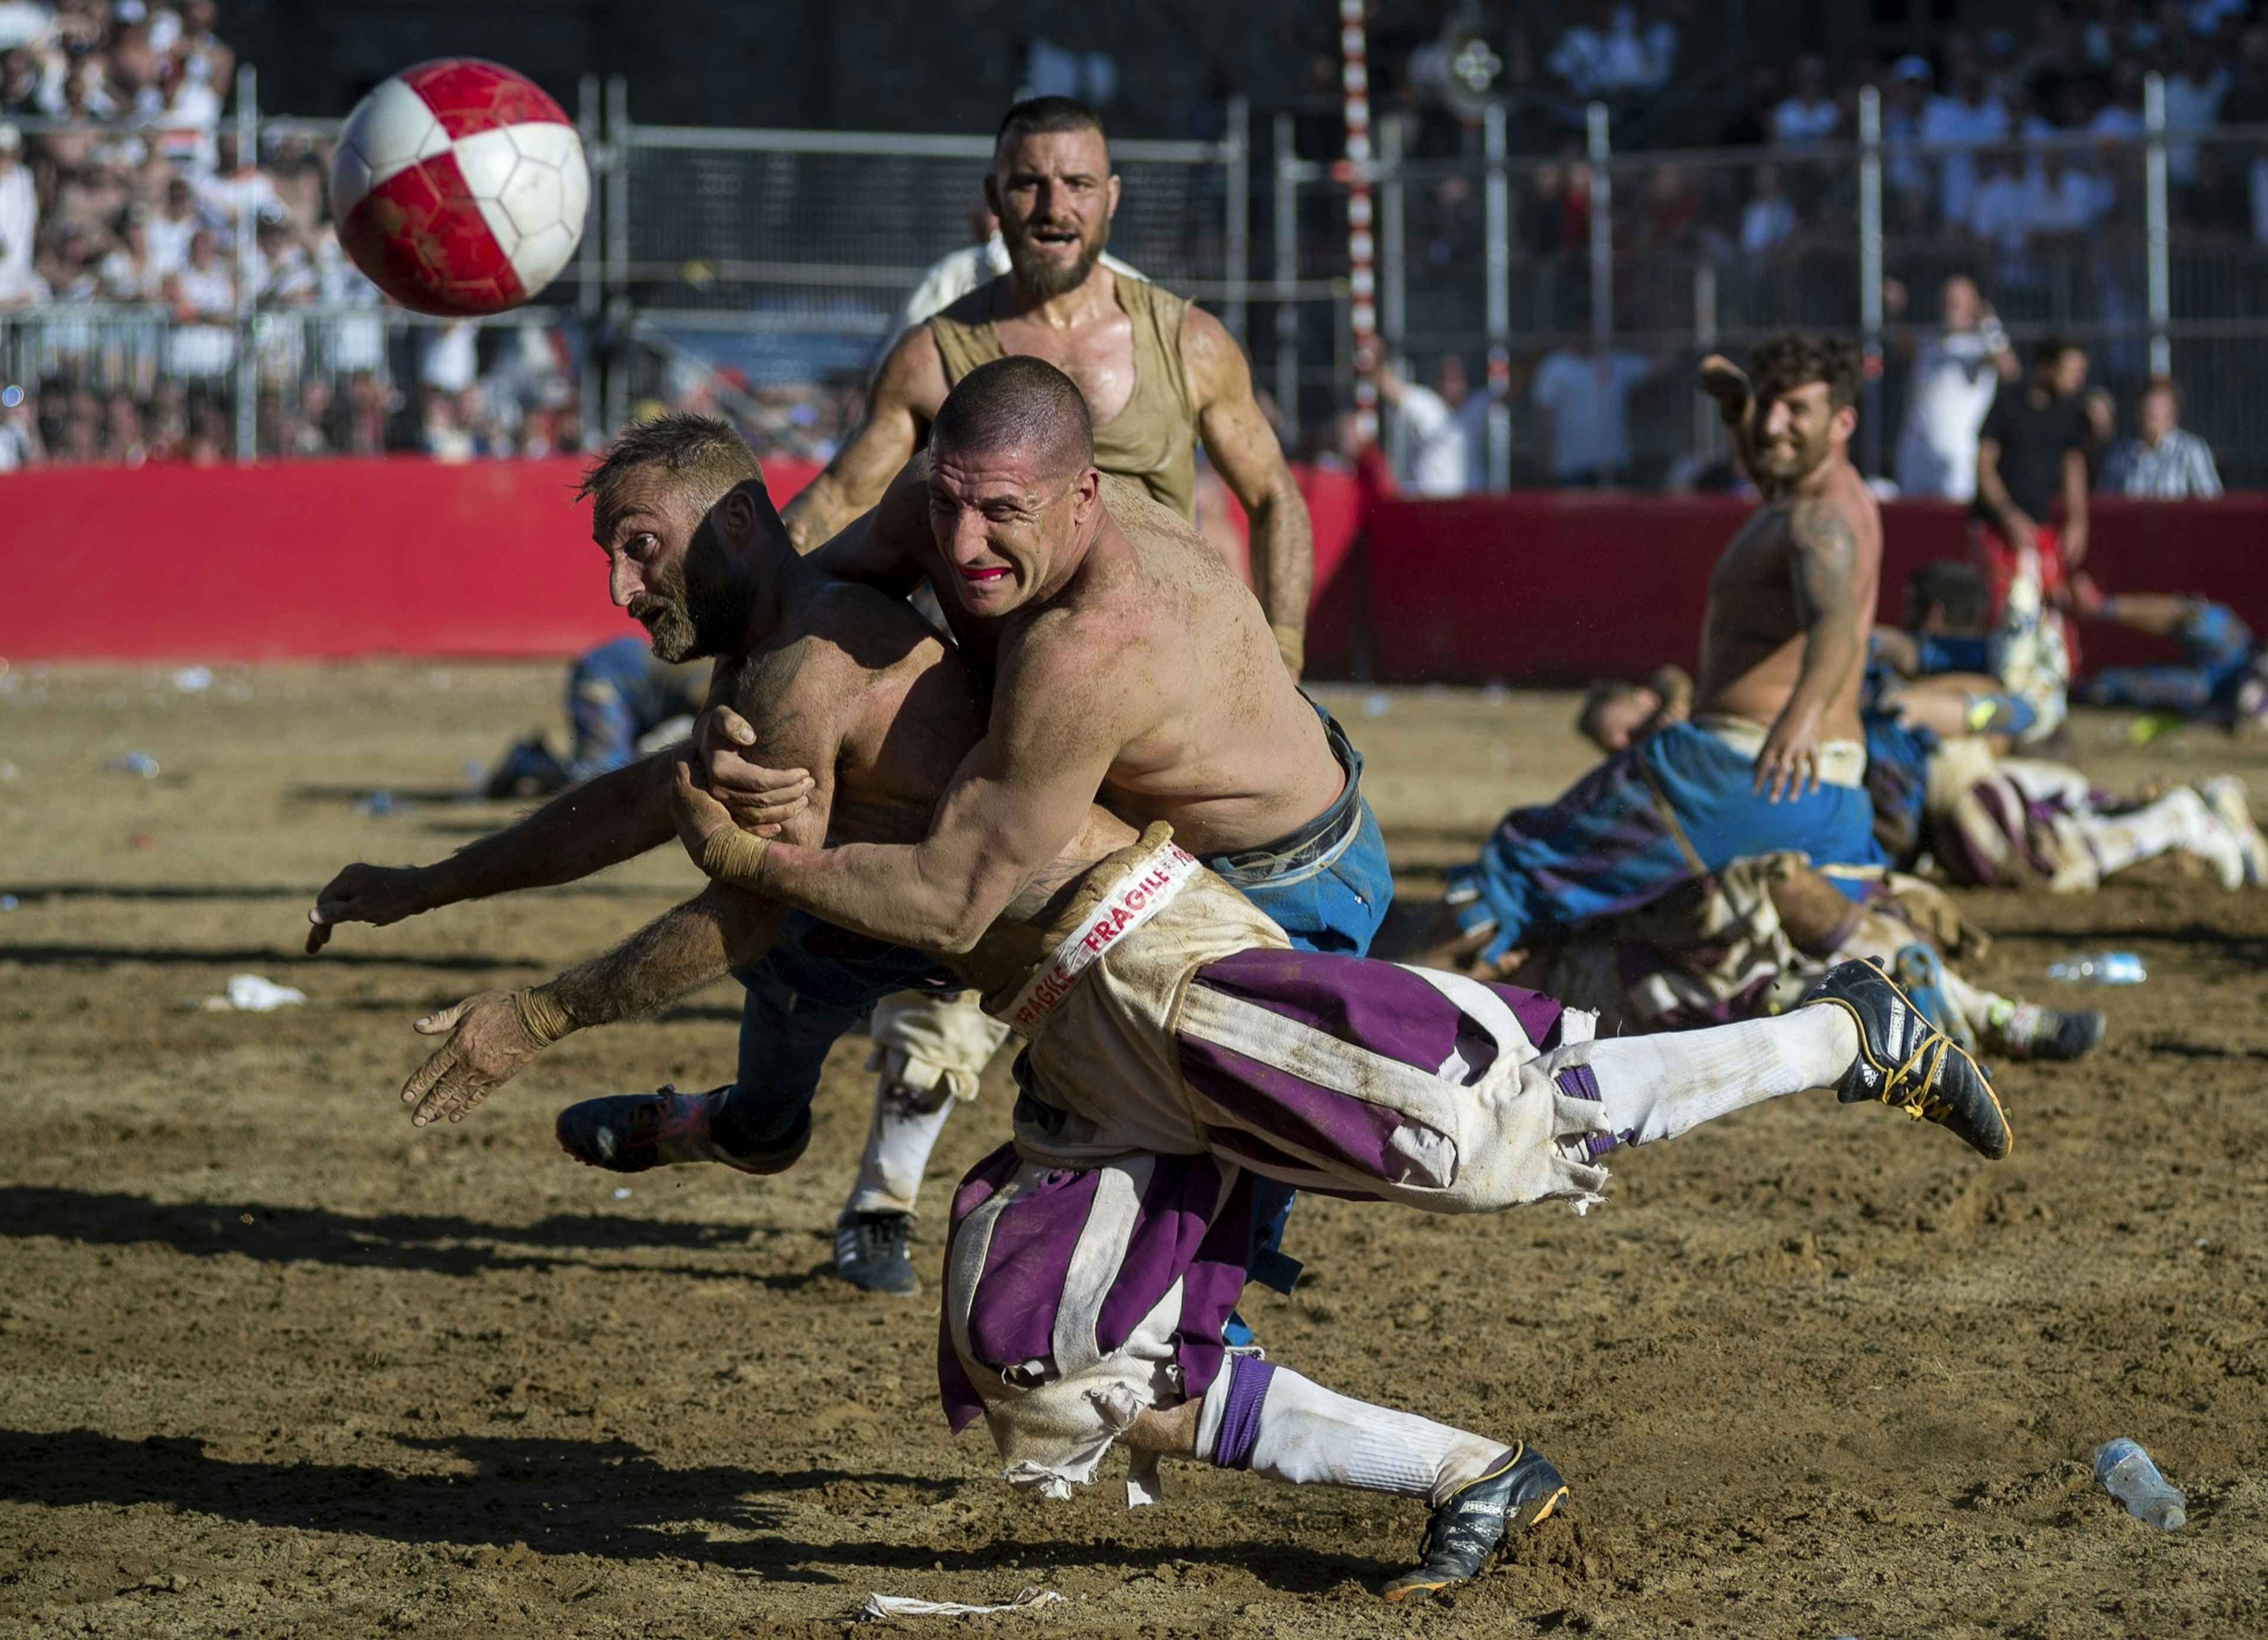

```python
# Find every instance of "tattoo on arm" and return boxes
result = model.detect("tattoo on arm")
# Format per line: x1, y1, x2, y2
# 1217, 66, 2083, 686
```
1787, 499, 1859, 631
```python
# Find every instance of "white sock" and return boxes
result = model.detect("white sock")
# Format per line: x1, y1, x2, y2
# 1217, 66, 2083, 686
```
1582, 1009, 1858, 1146
2080, 788, 2202, 878
1202, 1362, 1508, 1507
842, 1080, 958, 1217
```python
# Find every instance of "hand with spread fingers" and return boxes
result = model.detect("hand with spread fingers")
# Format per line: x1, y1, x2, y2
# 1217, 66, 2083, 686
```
399, 990, 565, 1127
306, 862, 428, 954
695, 705, 814, 833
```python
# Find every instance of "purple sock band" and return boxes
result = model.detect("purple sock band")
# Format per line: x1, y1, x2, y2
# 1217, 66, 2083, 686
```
1211, 1355, 1276, 1471
1555, 1063, 1601, 1101
1585, 1130, 1630, 1160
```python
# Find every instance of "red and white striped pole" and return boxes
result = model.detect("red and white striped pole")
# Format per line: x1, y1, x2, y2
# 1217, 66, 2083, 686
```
1339, 0, 1378, 445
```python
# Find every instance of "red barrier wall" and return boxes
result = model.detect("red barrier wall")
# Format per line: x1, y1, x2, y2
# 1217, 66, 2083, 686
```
1332, 493, 2268, 684
0, 461, 2251, 678
0, 456, 1367, 664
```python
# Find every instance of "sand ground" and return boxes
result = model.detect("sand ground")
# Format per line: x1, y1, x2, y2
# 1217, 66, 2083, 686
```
3, 661, 2266, 1638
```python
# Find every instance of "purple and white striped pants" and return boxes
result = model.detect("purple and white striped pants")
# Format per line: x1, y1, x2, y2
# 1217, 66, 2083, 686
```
941, 949, 1614, 1496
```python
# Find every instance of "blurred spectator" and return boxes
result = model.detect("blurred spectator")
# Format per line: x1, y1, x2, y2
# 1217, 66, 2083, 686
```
1974, 337, 2092, 610
146, 173, 196, 273
1529, 337, 1654, 485
1922, 53, 2010, 227
2222, 25, 2268, 124
1378, 356, 1486, 497
1967, 149, 2042, 255
1547, 2, 1673, 103
0, 2, 50, 54
2162, 31, 2228, 185
1738, 162, 1795, 257
1898, 275, 2017, 500
163, 224, 235, 380
1882, 57, 1934, 203
97, 199, 159, 296
0, 119, 44, 302
2101, 377, 2222, 497
1772, 55, 1839, 145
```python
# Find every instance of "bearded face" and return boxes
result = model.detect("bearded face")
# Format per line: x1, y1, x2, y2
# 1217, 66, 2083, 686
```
1002, 206, 1109, 299
991, 127, 1116, 301
629, 516, 745, 663
1750, 379, 1842, 485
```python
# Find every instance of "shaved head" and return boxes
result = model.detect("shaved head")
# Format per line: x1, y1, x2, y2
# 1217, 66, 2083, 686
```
928, 355, 1094, 482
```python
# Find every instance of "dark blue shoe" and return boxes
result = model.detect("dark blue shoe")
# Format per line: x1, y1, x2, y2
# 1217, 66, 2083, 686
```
1381, 1443, 1568, 1602
832, 1210, 919, 1297
555, 1085, 810, 1175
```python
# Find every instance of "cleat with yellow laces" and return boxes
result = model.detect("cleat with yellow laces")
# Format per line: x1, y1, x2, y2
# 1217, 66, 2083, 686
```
1801, 958, 2011, 1160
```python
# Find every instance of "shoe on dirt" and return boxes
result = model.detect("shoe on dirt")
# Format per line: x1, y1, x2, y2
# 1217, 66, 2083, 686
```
1891, 943, 1974, 1052
1381, 1442, 1568, 1603
555, 1085, 811, 1175
1993, 1002, 2106, 1062
2198, 777, 2268, 886
484, 735, 569, 800
833, 1209, 919, 1297
1802, 958, 2012, 1160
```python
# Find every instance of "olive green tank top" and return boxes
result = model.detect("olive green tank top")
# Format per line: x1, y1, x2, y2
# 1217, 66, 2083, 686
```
927, 273, 1198, 521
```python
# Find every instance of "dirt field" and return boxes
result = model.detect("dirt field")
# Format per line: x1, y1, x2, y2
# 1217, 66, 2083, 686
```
5, 660, 2268, 1639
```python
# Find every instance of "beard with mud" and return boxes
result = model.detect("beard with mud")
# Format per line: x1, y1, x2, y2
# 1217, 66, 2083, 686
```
628, 525, 744, 663
1003, 210, 1110, 300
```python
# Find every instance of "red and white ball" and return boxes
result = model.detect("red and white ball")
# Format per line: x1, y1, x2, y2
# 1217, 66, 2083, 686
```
330, 59, 589, 317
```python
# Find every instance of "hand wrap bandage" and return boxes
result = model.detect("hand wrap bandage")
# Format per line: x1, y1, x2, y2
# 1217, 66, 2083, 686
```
511, 986, 580, 1048
1270, 622, 1305, 680
698, 824, 771, 889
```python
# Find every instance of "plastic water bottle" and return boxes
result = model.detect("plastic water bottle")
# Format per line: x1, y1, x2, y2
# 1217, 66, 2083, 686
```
2094, 1439, 2186, 1530
2046, 952, 2146, 984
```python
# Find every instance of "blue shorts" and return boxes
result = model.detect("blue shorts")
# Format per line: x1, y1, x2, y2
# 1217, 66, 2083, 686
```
2081, 602, 2259, 717
566, 638, 703, 780
1449, 719, 1886, 963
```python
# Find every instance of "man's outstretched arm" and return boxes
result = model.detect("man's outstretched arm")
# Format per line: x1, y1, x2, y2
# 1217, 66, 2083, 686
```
677, 641, 1134, 954
778, 328, 943, 551
306, 750, 681, 953
1754, 497, 1863, 803
1185, 308, 1313, 673
398, 883, 786, 1128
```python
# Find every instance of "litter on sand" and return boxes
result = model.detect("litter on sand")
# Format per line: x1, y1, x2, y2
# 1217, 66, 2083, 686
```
187, 974, 308, 1012
860, 1588, 1065, 1619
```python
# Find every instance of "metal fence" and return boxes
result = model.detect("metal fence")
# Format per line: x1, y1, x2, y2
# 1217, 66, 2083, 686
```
8, 70, 2268, 488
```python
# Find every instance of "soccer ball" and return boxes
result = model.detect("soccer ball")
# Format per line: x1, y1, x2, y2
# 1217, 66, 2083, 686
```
330, 59, 590, 317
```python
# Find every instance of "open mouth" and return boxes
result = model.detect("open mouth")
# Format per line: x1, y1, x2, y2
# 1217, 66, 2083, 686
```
1028, 225, 1081, 248
960, 565, 1012, 583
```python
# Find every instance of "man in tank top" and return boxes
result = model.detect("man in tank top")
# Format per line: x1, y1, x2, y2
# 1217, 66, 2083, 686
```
781, 95, 1313, 675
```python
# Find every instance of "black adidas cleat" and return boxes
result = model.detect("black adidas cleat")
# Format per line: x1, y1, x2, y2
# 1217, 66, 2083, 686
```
832, 1209, 919, 1297
555, 1086, 810, 1176
1802, 958, 2012, 1160
1381, 1443, 1567, 1603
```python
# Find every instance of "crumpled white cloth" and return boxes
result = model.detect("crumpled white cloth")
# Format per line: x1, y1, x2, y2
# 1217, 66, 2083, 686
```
200, 974, 307, 1012
861, 1587, 1064, 1619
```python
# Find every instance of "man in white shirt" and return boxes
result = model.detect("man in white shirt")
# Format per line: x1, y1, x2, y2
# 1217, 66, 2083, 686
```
0, 121, 45, 305
1895, 275, 2017, 500
1920, 57, 2009, 227
1379, 355, 1488, 497
1530, 338, 1654, 485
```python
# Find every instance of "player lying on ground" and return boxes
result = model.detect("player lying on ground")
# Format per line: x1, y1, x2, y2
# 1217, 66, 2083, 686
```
392, 380, 2009, 1601
2072, 579, 2268, 731
308, 379, 1386, 1296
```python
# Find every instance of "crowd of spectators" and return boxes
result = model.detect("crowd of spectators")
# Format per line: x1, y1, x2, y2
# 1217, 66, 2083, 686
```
0, 0, 616, 470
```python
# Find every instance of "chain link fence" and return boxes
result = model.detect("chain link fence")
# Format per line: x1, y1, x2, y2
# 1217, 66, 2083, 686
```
6, 72, 2268, 489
